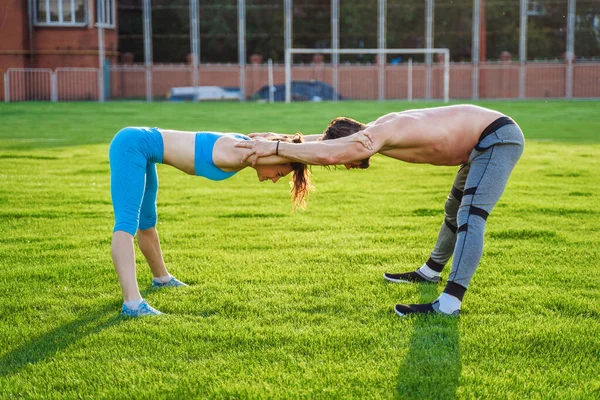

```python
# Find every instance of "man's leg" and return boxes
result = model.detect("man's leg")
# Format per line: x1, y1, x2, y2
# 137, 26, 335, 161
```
441, 141, 524, 309
395, 131, 524, 316
384, 164, 469, 283
137, 162, 187, 288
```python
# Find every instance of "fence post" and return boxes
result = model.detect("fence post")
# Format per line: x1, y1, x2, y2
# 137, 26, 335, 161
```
268, 58, 274, 103
407, 58, 412, 102
565, 0, 575, 99
3, 70, 8, 103
51, 72, 58, 102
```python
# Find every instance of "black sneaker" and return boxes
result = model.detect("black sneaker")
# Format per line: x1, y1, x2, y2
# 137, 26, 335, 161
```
383, 270, 440, 284
394, 301, 460, 317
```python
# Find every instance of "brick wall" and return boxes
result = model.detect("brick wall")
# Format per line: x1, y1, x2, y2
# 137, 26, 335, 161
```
0, 0, 118, 100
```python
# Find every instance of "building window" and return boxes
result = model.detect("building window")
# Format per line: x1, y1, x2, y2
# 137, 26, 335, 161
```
35, 0, 87, 26
97, 0, 115, 28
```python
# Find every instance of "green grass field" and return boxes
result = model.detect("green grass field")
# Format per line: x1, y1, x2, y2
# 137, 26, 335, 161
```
0, 100, 599, 399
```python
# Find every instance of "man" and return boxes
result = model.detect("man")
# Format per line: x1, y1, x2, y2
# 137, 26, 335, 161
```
236, 105, 524, 317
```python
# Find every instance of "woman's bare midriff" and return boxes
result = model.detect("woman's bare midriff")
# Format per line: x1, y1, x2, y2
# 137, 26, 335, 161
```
159, 129, 196, 175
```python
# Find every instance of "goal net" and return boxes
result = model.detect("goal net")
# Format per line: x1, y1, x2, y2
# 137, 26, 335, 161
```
284, 48, 450, 103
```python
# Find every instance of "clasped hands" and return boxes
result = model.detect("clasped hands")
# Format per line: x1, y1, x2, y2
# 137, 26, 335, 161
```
235, 131, 374, 166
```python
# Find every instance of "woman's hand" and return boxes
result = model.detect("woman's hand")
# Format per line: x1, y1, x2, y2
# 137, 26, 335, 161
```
235, 139, 278, 166
349, 131, 374, 150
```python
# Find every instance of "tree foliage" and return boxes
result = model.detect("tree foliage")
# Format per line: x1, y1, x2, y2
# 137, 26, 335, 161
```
117, 0, 600, 64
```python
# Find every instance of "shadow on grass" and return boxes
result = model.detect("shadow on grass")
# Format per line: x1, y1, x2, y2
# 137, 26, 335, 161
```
0, 299, 124, 378
395, 284, 461, 400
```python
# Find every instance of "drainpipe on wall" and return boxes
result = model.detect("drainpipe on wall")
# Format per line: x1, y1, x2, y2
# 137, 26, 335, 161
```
27, 0, 34, 67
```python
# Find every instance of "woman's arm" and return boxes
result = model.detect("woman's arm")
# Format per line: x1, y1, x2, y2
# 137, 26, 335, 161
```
212, 136, 298, 170
248, 132, 323, 142
236, 131, 379, 166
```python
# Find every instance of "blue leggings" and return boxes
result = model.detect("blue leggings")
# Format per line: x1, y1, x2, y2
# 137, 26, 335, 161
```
109, 127, 164, 236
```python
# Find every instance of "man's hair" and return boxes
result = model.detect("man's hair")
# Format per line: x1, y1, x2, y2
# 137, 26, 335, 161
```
322, 117, 370, 169
274, 134, 313, 210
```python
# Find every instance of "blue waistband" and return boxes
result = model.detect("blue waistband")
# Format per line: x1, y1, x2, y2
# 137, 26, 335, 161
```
109, 127, 164, 164
194, 132, 249, 181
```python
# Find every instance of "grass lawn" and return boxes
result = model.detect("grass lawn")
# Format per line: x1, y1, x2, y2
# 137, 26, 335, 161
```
0, 100, 599, 399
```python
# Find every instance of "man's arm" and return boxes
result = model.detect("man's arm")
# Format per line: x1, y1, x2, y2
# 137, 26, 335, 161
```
236, 131, 380, 166
248, 132, 323, 142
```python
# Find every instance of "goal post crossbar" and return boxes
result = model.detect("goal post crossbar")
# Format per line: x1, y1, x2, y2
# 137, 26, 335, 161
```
284, 48, 450, 103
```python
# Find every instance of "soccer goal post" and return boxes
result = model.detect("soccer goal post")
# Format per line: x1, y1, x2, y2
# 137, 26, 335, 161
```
284, 48, 450, 103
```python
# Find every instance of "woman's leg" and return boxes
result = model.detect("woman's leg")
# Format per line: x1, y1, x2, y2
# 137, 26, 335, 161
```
137, 162, 169, 278
137, 227, 168, 278
137, 162, 186, 287
109, 128, 149, 304
112, 231, 142, 301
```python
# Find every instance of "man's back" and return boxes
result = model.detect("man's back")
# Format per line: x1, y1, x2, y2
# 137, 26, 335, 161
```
370, 105, 506, 166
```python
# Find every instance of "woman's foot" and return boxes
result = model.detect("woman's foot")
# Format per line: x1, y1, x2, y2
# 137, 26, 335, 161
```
121, 300, 163, 317
151, 276, 188, 288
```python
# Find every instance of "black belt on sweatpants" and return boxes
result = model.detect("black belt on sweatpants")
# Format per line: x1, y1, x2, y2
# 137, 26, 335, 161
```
477, 116, 515, 144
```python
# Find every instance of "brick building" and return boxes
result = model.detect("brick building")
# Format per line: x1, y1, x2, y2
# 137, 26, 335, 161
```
0, 0, 118, 84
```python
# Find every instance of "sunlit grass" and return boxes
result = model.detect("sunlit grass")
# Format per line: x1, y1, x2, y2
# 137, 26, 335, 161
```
0, 101, 599, 399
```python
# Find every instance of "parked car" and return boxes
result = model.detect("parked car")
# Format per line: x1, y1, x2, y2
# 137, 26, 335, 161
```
252, 80, 346, 102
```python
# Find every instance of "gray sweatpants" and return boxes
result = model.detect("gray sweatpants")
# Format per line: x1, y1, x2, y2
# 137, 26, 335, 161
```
426, 118, 524, 300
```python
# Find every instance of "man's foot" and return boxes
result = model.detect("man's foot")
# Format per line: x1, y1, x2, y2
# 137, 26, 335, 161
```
151, 276, 188, 288
383, 270, 440, 284
121, 300, 163, 317
394, 301, 460, 317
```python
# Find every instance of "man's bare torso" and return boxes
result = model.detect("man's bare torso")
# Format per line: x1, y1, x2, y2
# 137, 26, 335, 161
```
369, 105, 506, 166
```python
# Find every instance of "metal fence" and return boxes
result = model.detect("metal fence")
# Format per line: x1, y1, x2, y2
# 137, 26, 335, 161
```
3, 62, 600, 103
4, 68, 54, 102
55, 68, 99, 101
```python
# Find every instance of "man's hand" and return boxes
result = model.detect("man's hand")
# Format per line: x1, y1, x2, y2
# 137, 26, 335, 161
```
235, 139, 278, 166
248, 132, 287, 141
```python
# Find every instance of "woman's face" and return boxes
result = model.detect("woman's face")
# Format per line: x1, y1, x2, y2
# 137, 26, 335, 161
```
254, 164, 293, 183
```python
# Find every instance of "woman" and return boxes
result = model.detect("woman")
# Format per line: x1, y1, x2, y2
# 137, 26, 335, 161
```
109, 127, 312, 317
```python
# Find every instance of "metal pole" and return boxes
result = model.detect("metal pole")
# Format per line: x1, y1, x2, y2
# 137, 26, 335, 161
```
378, 0, 386, 101
472, 0, 480, 100
408, 58, 412, 102
143, 0, 152, 102
443, 49, 449, 103
190, 0, 199, 89
4, 72, 8, 102
27, 0, 34, 65
238, 0, 246, 101
332, 0, 339, 101
425, 0, 434, 100
566, 0, 575, 99
268, 58, 274, 103
284, 0, 292, 103
97, 0, 105, 102
519, 0, 527, 99
51, 72, 57, 102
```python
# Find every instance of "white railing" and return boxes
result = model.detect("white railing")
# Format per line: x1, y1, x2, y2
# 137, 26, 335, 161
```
55, 68, 100, 101
3, 63, 600, 103
5, 68, 53, 102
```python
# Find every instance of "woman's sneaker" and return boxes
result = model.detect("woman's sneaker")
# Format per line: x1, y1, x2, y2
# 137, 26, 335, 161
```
121, 300, 163, 317
151, 276, 188, 288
